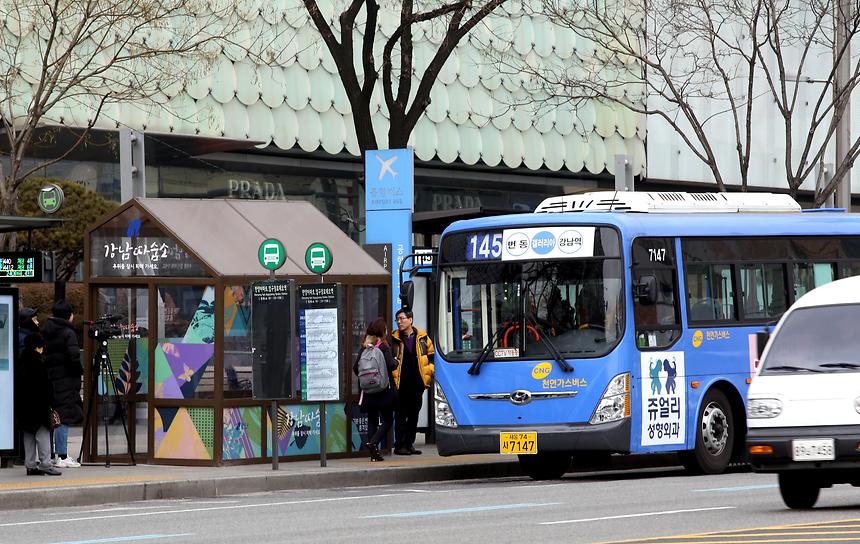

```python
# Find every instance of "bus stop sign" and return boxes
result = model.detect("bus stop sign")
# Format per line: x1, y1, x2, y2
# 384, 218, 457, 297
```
258, 238, 286, 271
304, 242, 332, 275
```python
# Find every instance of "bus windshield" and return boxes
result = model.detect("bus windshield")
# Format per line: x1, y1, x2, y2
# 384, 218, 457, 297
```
439, 246, 624, 362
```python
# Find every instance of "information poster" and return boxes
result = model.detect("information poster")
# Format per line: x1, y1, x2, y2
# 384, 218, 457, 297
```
640, 352, 685, 447
251, 280, 293, 399
298, 284, 340, 401
0, 293, 15, 451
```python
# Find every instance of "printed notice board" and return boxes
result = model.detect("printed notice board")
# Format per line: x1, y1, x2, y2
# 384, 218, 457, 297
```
298, 284, 341, 402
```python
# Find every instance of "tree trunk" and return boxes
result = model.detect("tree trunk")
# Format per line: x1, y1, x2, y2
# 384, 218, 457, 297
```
0, 176, 18, 250
54, 279, 66, 303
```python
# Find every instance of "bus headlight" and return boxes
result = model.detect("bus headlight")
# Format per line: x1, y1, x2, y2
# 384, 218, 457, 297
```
747, 398, 782, 418
435, 381, 458, 428
590, 373, 630, 424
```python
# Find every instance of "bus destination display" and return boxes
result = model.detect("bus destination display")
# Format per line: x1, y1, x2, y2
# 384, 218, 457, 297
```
466, 232, 502, 261
0, 252, 42, 282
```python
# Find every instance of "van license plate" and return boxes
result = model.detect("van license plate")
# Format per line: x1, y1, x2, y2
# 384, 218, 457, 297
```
792, 439, 835, 461
500, 432, 537, 455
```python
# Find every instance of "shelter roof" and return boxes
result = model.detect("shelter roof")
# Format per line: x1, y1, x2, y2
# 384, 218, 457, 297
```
132, 198, 387, 278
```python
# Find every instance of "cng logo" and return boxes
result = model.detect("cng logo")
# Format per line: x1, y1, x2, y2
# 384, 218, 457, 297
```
532, 362, 553, 379
692, 330, 703, 348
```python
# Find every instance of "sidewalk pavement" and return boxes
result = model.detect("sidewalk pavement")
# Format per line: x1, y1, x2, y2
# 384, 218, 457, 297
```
0, 429, 681, 512
0, 444, 524, 512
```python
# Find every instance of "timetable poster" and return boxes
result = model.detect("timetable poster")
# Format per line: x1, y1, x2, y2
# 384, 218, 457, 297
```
298, 284, 341, 402
0, 294, 15, 450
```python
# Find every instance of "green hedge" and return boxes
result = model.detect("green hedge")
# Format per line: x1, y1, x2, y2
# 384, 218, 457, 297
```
18, 282, 85, 332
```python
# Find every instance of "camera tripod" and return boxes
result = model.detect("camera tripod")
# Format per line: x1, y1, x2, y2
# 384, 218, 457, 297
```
79, 334, 135, 467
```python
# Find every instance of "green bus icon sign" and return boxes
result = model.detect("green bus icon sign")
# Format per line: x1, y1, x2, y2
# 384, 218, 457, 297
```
305, 242, 332, 274
258, 238, 286, 271
37, 184, 64, 214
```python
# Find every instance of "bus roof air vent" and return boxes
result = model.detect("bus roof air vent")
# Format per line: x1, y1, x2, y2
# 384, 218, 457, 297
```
535, 191, 801, 214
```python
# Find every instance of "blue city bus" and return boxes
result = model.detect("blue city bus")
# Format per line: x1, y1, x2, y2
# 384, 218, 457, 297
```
431, 191, 860, 479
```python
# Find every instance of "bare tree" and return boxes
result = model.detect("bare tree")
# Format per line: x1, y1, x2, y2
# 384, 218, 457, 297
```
0, 0, 273, 247
506, 0, 860, 202
302, 0, 507, 151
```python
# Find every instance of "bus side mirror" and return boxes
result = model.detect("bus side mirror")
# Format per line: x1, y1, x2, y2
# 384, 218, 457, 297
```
399, 280, 414, 309
634, 275, 658, 305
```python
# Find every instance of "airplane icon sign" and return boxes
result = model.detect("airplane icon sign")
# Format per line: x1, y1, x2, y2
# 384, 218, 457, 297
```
364, 148, 413, 211
375, 153, 398, 180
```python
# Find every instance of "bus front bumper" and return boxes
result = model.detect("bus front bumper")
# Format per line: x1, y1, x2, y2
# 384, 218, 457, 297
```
435, 418, 631, 456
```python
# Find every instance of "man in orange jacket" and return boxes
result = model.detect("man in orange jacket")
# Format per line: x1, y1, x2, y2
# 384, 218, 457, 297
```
390, 308, 435, 455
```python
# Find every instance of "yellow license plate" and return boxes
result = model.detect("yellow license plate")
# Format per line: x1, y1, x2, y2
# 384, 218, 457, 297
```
500, 432, 537, 454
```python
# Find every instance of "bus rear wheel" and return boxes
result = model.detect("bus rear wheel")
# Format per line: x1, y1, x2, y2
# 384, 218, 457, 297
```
518, 453, 571, 480
681, 389, 734, 475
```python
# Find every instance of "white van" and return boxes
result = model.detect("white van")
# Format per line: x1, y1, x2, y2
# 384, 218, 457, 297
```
747, 275, 860, 509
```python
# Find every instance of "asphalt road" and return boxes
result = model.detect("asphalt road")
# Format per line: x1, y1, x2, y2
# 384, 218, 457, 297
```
4, 465, 860, 544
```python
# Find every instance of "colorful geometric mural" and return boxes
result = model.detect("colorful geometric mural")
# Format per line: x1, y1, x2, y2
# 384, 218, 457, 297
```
154, 406, 214, 459
223, 407, 263, 460
154, 286, 216, 399
266, 403, 348, 457
113, 338, 148, 396
224, 286, 251, 338
154, 341, 214, 399
184, 287, 215, 343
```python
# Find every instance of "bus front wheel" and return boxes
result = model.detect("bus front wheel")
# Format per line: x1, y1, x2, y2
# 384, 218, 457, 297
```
518, 453, 570, 480
681, 389, 734, 475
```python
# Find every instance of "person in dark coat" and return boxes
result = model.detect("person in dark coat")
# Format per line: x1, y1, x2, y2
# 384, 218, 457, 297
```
18, 307, 39, 351
352, 317, 398, 462
19, 333, 61, 476
41, 299, 82, 468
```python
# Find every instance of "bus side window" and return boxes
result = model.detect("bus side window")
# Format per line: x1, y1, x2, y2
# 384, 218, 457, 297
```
632, 238, 681, 350
686, 263, 736, 323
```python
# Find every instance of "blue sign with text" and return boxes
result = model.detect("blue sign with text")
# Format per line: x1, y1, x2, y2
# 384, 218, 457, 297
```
364, 149, 414, 211
365, 149, 414, 321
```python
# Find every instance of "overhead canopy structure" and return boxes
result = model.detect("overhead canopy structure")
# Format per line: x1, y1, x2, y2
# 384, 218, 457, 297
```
126, 198, 387, 278
0, 215, 65, 233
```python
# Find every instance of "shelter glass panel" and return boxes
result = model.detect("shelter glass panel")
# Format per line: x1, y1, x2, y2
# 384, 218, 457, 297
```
154, 285, 215, 399
224, 285, 253, 399
90, 207, 206, 277
350, 286, 385, 396
93, 287, 149, 396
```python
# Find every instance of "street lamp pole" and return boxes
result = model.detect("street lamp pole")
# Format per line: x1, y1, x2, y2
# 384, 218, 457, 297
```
835, 0, 852, 210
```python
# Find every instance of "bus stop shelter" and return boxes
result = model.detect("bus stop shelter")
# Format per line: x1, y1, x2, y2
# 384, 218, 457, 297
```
83, 198, 389, 466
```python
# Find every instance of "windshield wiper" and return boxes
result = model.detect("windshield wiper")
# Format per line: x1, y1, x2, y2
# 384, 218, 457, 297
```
526, 315, 574, 373
819, 363, 860, 369
467, 322, 508, 376
764, 365, 822, 372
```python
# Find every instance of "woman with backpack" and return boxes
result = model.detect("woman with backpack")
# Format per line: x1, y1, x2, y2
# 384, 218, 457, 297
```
353, 317, 397, 461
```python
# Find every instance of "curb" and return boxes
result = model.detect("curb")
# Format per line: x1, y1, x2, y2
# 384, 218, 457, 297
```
0, 460, 523, 511
0, 452, 685, 512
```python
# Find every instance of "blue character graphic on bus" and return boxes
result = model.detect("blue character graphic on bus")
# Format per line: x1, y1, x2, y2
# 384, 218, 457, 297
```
641, 352, 685, 447
663, 358, 677, 395
649, 358, 662, 395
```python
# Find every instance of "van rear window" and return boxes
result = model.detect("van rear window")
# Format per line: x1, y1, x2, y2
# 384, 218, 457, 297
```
761, 304, 860, 374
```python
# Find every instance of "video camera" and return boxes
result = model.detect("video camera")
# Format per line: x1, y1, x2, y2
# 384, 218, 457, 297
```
84, 314, 124, 339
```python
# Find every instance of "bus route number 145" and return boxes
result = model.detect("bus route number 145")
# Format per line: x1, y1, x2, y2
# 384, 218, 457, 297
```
500, 431, 538, 454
